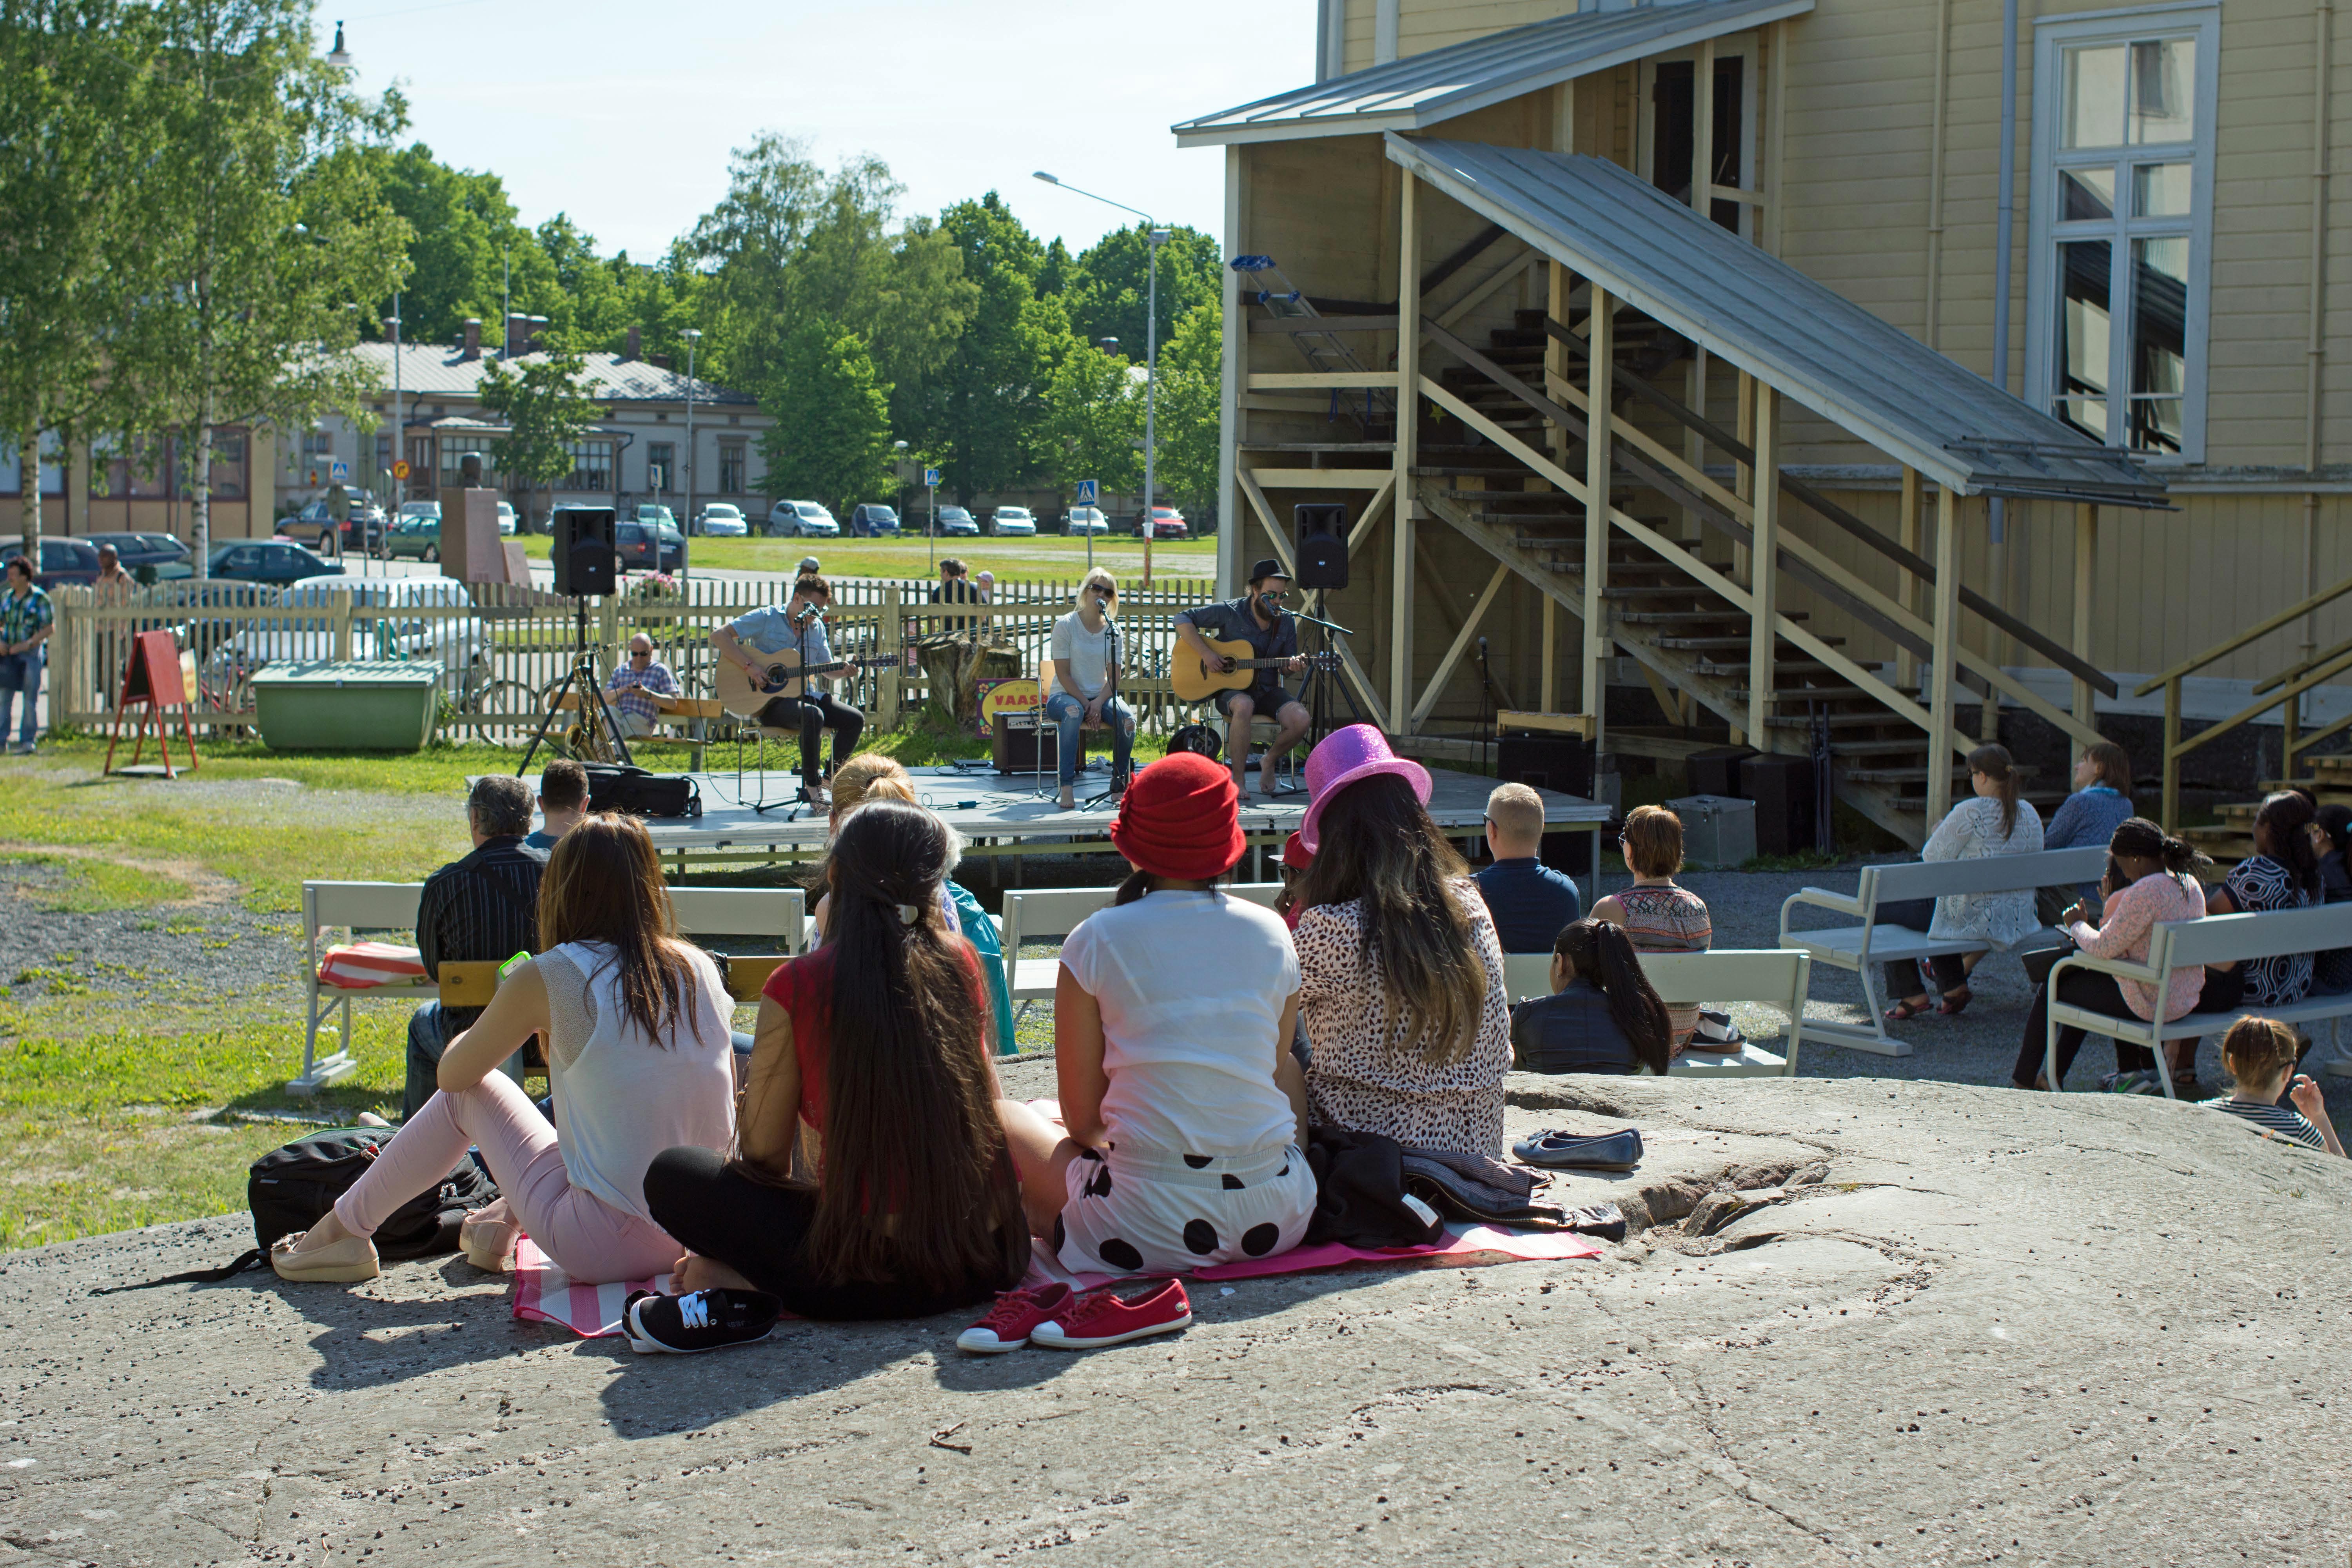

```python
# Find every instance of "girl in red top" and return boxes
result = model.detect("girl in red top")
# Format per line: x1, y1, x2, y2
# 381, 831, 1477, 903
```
642, 800, 1027, 1319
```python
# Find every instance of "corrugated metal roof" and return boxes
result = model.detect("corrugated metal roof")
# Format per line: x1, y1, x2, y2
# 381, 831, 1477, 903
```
1173, 0, 1813, 148
1385, 136, 2169, 507
347, 342, 753, 405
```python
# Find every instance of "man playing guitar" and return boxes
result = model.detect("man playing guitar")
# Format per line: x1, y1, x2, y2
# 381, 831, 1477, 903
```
1174, 558, 1310, 799
710, 572, 865, 803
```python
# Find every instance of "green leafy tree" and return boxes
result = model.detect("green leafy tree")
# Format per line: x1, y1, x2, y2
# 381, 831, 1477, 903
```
907, 192, 1064, 503
477, 346, 598, 526
757, 319, 895, 514
125, 0, 408, 572
1041, 342, 1141, 500
1152, 301, 1223, 515
358, 142, 554, 348
1065, 224, 1222, 367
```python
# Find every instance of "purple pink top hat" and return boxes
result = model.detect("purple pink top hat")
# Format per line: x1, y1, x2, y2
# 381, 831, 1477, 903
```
1298, 724, 1432, 855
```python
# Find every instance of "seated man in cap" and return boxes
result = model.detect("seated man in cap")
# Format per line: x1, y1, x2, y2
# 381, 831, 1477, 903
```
1173, 559, 1310, 798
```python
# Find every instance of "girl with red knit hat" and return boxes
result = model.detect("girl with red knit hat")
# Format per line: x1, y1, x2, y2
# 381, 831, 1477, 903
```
998, 751, 1316, 1275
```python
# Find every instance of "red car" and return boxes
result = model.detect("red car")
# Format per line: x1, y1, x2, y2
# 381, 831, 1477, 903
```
1136, 506, 1189, 540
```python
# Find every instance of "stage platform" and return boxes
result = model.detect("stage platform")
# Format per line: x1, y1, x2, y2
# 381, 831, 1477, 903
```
614, 761, 1614, 896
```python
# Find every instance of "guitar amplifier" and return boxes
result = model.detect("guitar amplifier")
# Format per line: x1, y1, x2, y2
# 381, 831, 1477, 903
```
991, 717, 1060, 775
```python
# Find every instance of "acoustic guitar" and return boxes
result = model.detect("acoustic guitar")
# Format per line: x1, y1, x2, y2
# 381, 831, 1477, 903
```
716, 649, 906, 718
1171, 635, 1341, 704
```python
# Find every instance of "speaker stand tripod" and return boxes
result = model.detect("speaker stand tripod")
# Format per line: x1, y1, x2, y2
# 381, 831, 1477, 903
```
517, 598, 633, 776
1295, 590, 1363, 751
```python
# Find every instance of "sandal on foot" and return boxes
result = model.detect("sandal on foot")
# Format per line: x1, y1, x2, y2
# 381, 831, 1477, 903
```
1935, 985, 1973, 1016
1882, 998, 1934, 1022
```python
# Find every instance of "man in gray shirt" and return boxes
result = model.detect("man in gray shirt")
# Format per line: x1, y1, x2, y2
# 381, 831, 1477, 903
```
1174, 558, 1309, 798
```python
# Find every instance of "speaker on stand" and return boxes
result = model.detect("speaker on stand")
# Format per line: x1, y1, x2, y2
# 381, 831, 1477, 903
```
553, 506, 617, 598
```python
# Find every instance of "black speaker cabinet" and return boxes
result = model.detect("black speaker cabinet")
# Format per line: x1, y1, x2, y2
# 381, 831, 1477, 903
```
1294, 502, 1348, 590
991, 719, 1060, 775
1495, 733, 1597, 875
553, 506, 617, 597
1740, 753, 1818, 857
1686, 744, 1758, 799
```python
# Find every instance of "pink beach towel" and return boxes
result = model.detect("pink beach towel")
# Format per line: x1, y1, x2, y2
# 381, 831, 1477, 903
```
510, 1238, 673, 1338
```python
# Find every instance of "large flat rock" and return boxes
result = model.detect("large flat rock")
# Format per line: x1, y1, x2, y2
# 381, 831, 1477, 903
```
0, 1072, 2345, 1566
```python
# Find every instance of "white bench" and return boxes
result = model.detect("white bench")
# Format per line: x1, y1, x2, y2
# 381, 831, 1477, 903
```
999, 882, 1285, 1009
2044, 903, 2352, 1098
297, 877, 805, 1094
1502, 948, 1809, 1078
1778, 846, 2110, 1057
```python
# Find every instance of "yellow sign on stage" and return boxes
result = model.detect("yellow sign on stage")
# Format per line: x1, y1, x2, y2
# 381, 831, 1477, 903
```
975, 677, 1041, 737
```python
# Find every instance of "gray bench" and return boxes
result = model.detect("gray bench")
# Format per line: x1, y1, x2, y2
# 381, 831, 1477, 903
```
1778, 846, 2109, 1057
2044, 903, 2352, 1098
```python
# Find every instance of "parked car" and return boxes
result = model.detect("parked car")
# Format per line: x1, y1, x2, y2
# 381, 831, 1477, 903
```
634, 503, 676, 534
0, 536, 101, 589
1136, 506, 1190, 540
615, 518, 686, 573
764, 499, 840, 538
1062, 506, 1110, 535
208, 539, 340, 585
497, 502, 518, 536
989, 506, 1038, 537
205, 575, 488, 699
932, 505, 979, 537
693, 503, 748, 537
80, 531, 194, 583
279, 496, 387, 555
848, 503, 901, 536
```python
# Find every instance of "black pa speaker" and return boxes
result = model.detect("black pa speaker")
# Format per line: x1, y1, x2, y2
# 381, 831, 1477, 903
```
1686, 744, 1757, 799
1740, 753, 1818, 857
1295, 503, 1348, 591
553, 507, 617, 597
1495, 733, 1597, 875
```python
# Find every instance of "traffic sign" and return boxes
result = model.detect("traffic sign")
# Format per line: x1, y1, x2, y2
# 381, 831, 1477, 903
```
923, 467, 940, 487
1075, 479, 1098, 505
391, 458, 410, 480
329, 458, 350, 485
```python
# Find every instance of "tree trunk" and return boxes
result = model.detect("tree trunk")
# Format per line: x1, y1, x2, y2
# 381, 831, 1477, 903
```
18, 432, 41, 552
916, 632, 1020, 726
193, 385, 213, 579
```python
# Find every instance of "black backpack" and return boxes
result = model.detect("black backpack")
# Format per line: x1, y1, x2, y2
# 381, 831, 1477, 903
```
94, 1127, 500, 1292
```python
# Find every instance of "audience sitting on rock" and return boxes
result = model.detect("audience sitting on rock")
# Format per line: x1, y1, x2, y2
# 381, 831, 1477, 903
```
2200, 1016, 2344, 1157
2038, 740, 2135, 926
2011, 817, 2213, 1093
1591, 805, 1714, 1055
808, 753, 1014, 1055
998, 752, 1316, 1272
524, 759, 588, 856
1473, 782, 1583, 953
2309, 804, 2352, 997
643, 801, 1029, 1318
273, 814, 737, 1284
1511, 917, 1673, 1078
2204, 790, 2321, 1014
1289, 726, 1510, 1157
1875, 744, 2045, 1023
407, 776, 546, 1120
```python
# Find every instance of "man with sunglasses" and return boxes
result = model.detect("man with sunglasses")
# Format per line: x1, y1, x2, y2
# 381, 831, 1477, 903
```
602, 632, 681, 741
1044, 568, 1134, 809
1174, 558, 1309, 797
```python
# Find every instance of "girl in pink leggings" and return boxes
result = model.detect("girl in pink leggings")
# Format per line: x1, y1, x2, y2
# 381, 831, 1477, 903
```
271, 815, 737, 1285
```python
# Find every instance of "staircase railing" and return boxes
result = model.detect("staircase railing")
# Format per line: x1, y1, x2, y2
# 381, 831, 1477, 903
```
2133, 571, 2352, 829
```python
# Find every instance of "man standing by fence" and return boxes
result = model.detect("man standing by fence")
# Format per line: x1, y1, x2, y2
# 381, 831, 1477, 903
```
0, 555, 52, 755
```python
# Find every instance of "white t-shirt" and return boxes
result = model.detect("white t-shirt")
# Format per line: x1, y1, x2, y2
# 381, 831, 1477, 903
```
1049, 610, 1115, 700
1056, 889, 1299, 1156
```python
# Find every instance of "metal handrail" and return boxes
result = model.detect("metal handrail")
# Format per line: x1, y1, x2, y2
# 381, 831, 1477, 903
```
2134, 570, 2352, 697
2156, 632, 2352, 830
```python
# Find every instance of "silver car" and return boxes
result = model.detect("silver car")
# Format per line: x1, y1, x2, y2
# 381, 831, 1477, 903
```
766, 500, 841, 537
205, 575, 489, 696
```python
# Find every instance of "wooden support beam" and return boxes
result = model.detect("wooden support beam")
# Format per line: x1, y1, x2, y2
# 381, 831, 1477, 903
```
1584, 287, 1613, 759
1897, 467, 1922, 692
1347, 475, 1396, 553
1411, 561, 1510, 726
1749, 384, 1780, 753
1236, 467, 1299, 579
2073, 503, 2098, 728
1392, 174, 1420, 735
1693, 36, 1715, 220
1246, 371, 1401, 391
1927, 483, 1961, 824
1435, 251, 1538, 331
1246, 468, 1394, 490
1248, 315, 1400, 334
1414, 532, 1518, 711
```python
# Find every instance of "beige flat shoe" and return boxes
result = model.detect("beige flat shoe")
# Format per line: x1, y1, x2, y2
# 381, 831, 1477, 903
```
460, 1201, 519, 1273
270, 1229, 380, 1283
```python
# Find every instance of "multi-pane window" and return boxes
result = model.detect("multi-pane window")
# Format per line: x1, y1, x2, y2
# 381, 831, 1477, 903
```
2029, 9, 2216, 461
719, 443, 746, 494
563, 440, 612, 492
439, 439, 497, 485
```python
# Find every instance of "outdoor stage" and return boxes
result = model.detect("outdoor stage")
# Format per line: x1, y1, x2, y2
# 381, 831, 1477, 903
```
626, 760, 1615, 897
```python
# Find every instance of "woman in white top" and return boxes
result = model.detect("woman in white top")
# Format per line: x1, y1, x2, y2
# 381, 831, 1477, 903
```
998, 752, 1316, 1275
1043, 568, 1136, 810
270, 814, 737, 1285
1879, 743, 2046, 1020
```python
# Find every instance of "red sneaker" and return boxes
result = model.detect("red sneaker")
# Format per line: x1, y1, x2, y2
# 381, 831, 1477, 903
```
1031, 1281, 1193, 1350
955, 1284, 1075, 1354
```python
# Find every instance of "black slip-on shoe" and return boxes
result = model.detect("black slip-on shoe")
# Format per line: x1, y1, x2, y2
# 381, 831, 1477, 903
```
622, 1287, 782, 1355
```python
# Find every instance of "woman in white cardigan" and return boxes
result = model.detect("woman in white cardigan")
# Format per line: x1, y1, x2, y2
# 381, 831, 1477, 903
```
1879, 744, 2045, 1020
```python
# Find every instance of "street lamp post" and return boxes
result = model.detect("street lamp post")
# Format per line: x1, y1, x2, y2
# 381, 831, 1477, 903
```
1034, 172, 1169, 587
682, 327, 702, 574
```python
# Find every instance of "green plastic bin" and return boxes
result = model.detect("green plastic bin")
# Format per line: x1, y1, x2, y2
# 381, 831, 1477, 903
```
249, 661, 442, 751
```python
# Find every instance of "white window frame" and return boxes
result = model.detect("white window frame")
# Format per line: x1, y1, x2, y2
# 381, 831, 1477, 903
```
1636, 34, 1762, 243
2024, 2, 2220, 466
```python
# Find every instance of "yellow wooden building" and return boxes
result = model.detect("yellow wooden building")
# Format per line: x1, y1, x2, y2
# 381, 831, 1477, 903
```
1180, 0, 2348, 838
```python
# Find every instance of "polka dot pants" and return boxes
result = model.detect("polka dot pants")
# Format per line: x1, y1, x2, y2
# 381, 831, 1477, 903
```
1054, 1139, 1316, 1277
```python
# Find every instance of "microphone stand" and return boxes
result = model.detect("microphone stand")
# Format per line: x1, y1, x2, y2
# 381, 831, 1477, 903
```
1076, 615, 1128, 811
1296, 591, 1362, 751
752, 604, 823, 819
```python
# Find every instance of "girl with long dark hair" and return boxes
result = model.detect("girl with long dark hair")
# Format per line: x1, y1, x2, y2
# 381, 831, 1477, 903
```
2204, 790, 2322, 1008
1511, 918, 1675, 1077
1288, 726, 1512, 1156
642, 800, 1028, 1318
271, 814, 737, 1285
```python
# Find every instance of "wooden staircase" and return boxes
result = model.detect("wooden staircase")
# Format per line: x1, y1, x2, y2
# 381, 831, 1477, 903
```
2183, 754, 2352, 867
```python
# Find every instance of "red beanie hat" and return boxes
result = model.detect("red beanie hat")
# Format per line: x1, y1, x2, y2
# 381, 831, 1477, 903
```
1110, 752, 1245, 882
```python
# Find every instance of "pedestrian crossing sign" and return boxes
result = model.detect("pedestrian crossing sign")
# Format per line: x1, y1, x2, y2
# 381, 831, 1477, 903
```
1076, 479, 1098, 505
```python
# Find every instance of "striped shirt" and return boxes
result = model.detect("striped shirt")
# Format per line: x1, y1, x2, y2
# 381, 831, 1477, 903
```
416, 837, 544, 1029
2199, 1096, 2327, 1151
1612, 882, 1712, 1050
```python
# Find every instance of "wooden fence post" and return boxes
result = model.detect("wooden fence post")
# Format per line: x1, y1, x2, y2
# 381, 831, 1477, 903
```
332, 590, 354, 661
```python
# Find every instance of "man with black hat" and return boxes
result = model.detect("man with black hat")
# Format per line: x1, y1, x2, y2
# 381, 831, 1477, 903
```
1174, 559, 1309, 797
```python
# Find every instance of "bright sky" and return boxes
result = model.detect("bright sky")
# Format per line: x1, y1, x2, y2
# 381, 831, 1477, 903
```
322, 0, 1313, 260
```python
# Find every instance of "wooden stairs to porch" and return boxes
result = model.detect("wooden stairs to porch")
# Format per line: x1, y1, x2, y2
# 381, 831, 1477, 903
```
2182, 754, 2352, 867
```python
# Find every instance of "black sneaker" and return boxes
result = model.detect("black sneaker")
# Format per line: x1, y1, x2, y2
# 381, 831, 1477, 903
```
622, 1287, 782, 1355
